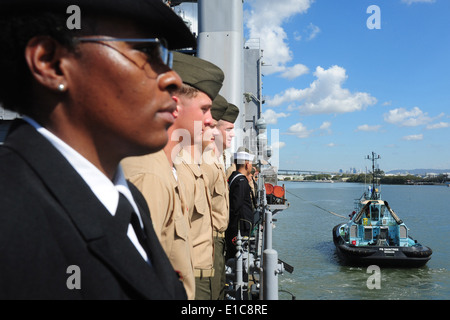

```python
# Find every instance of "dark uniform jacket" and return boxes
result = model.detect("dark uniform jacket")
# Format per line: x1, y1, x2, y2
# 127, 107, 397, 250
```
0, 120, 186, 300
225, 171, 254, 260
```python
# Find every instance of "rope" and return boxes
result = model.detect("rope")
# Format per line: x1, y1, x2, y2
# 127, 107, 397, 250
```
285, 190, 348, 219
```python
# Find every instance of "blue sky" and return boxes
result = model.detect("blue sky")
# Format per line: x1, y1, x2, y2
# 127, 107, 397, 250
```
178, 0, 450, 172
244, 0, 450, 172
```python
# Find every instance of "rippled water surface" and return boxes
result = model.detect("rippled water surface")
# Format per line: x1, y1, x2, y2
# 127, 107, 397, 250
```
272, 182, 449, 300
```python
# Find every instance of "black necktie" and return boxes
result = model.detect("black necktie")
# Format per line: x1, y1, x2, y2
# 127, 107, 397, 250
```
116, 193, 152, 262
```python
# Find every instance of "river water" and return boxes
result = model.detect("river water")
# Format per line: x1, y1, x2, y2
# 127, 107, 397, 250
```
272, 182, 449, 300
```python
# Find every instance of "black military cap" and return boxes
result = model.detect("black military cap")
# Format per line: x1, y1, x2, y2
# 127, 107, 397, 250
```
221, 103, 240, 123
172, 52, 224, 100
211, 95, 228, 121
0, 0, 196, 50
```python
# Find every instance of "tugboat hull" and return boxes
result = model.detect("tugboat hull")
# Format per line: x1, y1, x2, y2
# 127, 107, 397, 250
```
333, 224, 432, 268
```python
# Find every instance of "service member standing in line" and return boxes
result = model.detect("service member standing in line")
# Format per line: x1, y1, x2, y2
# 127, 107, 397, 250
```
226, 147, 250, 180
122, 52, 224, 300
200, 95, 228, 300
226, 151, 256, 261
216, 103, 239, 158
201, 98, 240, 299
0, 0, 195, 299
171, 52, 224, 300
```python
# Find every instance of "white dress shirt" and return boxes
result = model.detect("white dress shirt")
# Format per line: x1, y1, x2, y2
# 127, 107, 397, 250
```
23, 116, 149, 263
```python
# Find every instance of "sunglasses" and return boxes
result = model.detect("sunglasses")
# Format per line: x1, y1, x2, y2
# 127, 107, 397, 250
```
73, 37, 173, 69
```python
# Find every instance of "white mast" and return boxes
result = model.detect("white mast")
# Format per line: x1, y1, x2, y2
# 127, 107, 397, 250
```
197, 0, 244, 153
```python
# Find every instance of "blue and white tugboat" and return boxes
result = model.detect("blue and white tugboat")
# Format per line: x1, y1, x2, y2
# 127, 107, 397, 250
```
333, 153, 432, 267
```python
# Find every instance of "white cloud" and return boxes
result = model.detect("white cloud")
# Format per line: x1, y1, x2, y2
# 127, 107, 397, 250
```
267, 87, 303, 107
267, 65, 377, 115
320, 121, 331, 130
319, 121, 332, 135
262, 109, 289, 125
402, 134, 424, 141
426, 122, 450, 130
271, 141, 286, 149
306, 23, 320, 40
292, 23, 320, 43
245, 0, 314, 74
280, 64, 309, 80
383, 107, 432, 127
326, 142, 336, 148
356, 124, 381, 132
401, 0, 435, 5
293, 31, 302, 41
286, 122, 312, 138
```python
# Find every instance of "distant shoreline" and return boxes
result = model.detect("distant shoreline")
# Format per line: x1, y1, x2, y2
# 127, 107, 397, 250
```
280, 179, 450, 186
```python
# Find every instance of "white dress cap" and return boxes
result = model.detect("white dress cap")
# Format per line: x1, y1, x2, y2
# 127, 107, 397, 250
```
234, 151, 255, 162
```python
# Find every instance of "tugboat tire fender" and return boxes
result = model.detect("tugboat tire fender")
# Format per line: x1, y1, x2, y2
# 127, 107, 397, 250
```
338, 245, 374, 257
402, 247, 433, 258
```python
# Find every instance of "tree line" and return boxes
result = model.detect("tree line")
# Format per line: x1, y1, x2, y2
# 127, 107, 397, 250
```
344, 172, 448, 185
284, 172, 449, 185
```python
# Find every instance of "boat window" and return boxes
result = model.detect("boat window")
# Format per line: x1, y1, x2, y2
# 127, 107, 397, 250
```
400, 225, 407, 238
370, 205, 380, 221
350, 225, 357, 238
364, 227, 373, 240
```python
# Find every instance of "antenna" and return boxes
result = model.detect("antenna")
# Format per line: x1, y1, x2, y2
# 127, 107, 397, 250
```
365, 152, 381, 199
